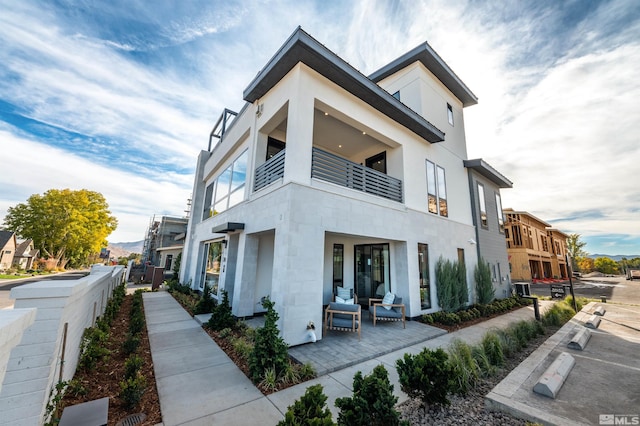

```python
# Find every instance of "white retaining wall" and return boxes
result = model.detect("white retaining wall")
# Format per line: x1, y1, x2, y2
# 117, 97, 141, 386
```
0, 266, 124, 426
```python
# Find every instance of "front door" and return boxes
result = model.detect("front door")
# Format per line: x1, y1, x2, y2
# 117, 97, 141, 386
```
355, 244, 390, 303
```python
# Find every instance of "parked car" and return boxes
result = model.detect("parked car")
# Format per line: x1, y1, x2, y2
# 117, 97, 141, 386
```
627, 269, 640, 281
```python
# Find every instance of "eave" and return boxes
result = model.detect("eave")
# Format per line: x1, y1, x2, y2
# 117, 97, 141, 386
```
464, 158, 513, 188
243, 27, 445, 143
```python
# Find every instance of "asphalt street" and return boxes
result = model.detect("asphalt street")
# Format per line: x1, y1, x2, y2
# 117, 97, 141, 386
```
530, 275, 640, 304
0, 271, 88, 309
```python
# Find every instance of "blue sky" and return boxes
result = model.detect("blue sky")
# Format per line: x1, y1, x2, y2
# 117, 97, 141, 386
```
1, 0, 639, 256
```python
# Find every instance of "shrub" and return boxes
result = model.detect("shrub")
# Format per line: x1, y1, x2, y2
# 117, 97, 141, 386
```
259, 367, 278, 393
396, 348, 453, 406
471, 344, 494, 377
207, 290, 235, 331
231, 336, 254, 361
122, 333, 141, 355
481, 331, 505, 367
194, 283, 216, 315
335, 365, 401, 426
542, 302, 575, 327
124, 354, 144, 380
421, 313, 434, 324
447, 339, 480, 395
129, 311, 145, 334
66, 379, 87, 398
495, 328, 518, 358
249, 297, 289, 382
119, 373, 147, 409
78, 327, 110, 371
278, 384, 335, 426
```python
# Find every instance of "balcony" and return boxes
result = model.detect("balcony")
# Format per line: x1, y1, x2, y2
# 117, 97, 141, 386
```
312, 147, 403, 203
254, 149, 285, 191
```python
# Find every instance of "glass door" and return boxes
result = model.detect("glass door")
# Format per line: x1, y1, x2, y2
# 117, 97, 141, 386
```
355, 243, 390, 303
199, 240, 224, 297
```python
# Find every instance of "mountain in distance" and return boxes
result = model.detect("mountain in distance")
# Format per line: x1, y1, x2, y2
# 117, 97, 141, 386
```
107, 240, 144, 258
588, 253, 640, 261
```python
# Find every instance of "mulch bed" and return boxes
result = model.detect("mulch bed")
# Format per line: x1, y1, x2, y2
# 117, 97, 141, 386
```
60, 294, 161, 425
427, 305, 535, 333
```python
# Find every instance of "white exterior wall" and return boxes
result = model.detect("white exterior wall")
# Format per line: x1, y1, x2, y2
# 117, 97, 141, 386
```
0, 266, 124, 425
183, 59, 478, 346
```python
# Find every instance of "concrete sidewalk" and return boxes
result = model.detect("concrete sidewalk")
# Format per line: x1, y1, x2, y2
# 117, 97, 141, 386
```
143, 291, 551, 425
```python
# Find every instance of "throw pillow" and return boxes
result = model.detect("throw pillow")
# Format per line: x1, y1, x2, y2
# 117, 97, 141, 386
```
337, 286, 351, 300
382, 292, 395, 310
336, 296, 355, 305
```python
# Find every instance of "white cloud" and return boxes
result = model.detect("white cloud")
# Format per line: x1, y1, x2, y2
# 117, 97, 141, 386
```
0, 130, 191, 242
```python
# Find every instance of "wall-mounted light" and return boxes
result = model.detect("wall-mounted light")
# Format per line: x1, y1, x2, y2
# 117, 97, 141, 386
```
222, 239, 228, 247
468, 238, 477, 245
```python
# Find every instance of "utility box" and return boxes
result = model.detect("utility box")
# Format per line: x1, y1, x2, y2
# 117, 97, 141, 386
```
514, 282, 531, 297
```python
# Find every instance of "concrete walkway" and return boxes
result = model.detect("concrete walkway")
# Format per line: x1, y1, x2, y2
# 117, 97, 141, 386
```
143, 291, 552, 425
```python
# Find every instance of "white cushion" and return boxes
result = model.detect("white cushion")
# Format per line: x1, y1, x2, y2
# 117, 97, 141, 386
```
337, 286, 351, 299
335, 296, 354, 305
382, 292, 395, 310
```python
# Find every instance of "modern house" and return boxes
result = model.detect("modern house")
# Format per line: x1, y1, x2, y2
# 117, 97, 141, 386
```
465, 159, 513, 298
181, 27, 509, 346
142, 216, 188, 274
503, 209, 569, 282
0, 231, 17, 272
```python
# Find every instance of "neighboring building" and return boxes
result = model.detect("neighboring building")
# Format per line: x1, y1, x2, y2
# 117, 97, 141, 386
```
12, 239, 39, 270
142, 216, 188, 273
503, 209, 569, 282
181, 27, 504, 346
464, 159, 513, 298
0, 231, 17, 272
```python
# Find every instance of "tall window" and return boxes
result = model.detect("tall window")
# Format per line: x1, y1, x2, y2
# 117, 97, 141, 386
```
202, 183, 214, 220
426, 161, 448, 217
447, 103, 454, 125
206, 150, 248, 216
437, 166, 448, 217
426, 161, 437, 214
478, 183, 488, 228
332, 244, 344, 293
418, 243, 431, 309
495, 193, 504, 232
164, 254, 173, 270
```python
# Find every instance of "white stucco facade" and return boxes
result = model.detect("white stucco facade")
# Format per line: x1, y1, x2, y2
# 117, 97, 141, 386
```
181, 28, 491, 346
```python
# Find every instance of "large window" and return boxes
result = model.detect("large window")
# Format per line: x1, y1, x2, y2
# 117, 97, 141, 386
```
478, 183, 488, 228
426, 161, 448, 217
418, 243, 431, 309
205, 150, 248, 217
365, 151, 386, 174
495, 192, 504, 233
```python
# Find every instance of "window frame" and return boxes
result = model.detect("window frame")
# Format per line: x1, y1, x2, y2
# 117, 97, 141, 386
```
205, 149, 248, 217
418, 243, 431, 309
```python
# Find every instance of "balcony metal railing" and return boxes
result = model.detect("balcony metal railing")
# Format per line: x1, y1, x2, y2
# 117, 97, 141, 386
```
254, 149, 285, 191
311, 147, 403, 203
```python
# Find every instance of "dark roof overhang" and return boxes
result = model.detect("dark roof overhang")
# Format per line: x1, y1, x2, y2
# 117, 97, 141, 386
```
212, 222, 245, 234
369, 42, 478, 107
243, 27, 445, 143
464, 158, 513, 188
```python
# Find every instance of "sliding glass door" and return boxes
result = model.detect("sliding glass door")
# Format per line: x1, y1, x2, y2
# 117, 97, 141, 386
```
200, 240, 224, 297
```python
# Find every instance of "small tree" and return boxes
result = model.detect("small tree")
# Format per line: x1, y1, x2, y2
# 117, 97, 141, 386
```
207, 290, 234, 331
278, 384, 335, 426
474, 258, 494, 304
249, 297, 289, 382
396, 348, 453, 407
455, 259, 468, 309
195, 283, 216, 314
435, 257, 455, 312
335, 365, 401, 426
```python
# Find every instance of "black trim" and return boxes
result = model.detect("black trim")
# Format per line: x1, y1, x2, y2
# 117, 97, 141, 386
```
212, 222, 245, 234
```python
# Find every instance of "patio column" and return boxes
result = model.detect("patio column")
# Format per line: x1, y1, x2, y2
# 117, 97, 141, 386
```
232, 233, 259, 318
283, 66, 314, 186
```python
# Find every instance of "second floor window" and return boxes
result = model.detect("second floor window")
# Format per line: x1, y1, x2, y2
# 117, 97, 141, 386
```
447, 103, 454, 126
495, 193, 504, 232
426, 160, 448, 217
478, 183, 487, 228
204, 150, 248, 218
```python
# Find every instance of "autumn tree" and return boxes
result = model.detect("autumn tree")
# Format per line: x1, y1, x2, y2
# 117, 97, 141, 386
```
567, 233, 588, 272
3, 189, 118, 268
594, 257, 619, 275
577, 257, 594, 273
